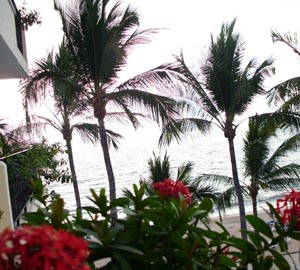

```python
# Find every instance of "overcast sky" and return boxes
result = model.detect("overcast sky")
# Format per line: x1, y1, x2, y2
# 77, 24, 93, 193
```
1, 0, 300, 127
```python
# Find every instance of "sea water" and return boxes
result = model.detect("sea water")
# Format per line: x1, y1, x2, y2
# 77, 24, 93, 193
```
48, 122, 297, 216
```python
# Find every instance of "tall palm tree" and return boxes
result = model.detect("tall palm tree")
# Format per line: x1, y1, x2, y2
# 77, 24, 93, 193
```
21, 42, 102, 216
195, 117, 300, 218
53, 0, 183, 207
159, 19, 275, 238
243, 116, 300, 216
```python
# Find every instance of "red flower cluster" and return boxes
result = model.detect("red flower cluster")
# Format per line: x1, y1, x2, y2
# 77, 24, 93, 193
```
0, 225, 89, 270
152, 179, 192, 204
276, 190, 300, 230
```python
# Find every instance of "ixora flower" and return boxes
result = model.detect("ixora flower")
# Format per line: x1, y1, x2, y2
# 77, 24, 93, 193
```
152, 179, 192, 204
276, 189, 300, 230
0, 225, 89, 270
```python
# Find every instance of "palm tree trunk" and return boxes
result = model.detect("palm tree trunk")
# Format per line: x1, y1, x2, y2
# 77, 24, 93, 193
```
227, 137, 247, 239
252, 194, 258, 216
97, 118, 117, 218
65, 138, 82, 217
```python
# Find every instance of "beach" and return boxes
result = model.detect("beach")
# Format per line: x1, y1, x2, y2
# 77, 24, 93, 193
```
208, 211, 300, 268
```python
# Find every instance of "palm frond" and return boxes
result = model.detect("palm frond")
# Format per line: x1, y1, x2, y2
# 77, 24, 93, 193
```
176, 161, 194, 182
268, 76, 300, 107
105, 111, 149, 126
73, 123, 100, 144
29, 115, 63, 133
263, 133, 300, 171
189, 184, 218, 202
159, 118, 212, 146
271, 30, 300, 58
191, 174, 234, 188
233, 58, 274, 115
266, 176, 300, 192
174, 53, 222, 120
253, 112, 300, 134
105, 129, 123, 150
118, 61, 186, 93
108, 89, 178, 126
215, 186, 240, 213
148, 152, 170, 183
242, 117, 274, 179
263, 163, 300, 182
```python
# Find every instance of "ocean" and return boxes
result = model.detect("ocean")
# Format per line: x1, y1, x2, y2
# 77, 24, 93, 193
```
48, 121, 298, 217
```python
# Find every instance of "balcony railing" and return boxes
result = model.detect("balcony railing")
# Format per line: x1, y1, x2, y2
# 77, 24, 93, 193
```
0, 149, 34, 226
9, 177, 33, 225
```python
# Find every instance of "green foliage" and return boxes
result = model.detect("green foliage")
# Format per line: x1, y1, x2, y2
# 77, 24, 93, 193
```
1, 135, 70, 184
23, 182, 300, 269
18, 5, 41, 31
148, 152, 171, 183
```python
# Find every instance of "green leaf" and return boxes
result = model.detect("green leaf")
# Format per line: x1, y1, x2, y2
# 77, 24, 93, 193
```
289, 232, 300, 241
246, 215, 273, 238
198, 197, 213, 212
269, 249, 290, 269
123, 208, 137, 216
263, 256, 274, 269
111, 197, 130, 207
247, 231, 265, 249
110, 245, 144, 256
219, 254, 237, 268
225, 237, 254, 253
82, 206, 100, 214
113, 251, 133, 270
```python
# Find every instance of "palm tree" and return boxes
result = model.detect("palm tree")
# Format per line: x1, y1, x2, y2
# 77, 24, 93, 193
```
53, 0, 183, 207
21, 42, 102, 216
243, 116, 300, 216
268, 31, 300, 112
147, 152, 238, 220
159, 19, 275, 238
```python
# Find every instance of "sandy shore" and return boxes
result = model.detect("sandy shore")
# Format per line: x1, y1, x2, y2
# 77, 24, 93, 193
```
207, 211, 300, 268
207, 210, 271, 236
95, 211, 300, 268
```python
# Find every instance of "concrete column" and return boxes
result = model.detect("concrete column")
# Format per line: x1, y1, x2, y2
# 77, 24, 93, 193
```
0, 161, 13, 231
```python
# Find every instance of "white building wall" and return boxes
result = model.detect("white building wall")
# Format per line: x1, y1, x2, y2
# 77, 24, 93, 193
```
0, 0, 28, 78
0, 162, 14, 231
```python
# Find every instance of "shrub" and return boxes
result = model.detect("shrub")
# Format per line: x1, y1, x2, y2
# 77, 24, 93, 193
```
0, 225, 89, 270
22, 183, 300, 269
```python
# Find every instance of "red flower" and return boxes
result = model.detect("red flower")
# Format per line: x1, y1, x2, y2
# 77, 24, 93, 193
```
0, 225, 89, 270
152, 179, 192, 204
276, 190, 300, 230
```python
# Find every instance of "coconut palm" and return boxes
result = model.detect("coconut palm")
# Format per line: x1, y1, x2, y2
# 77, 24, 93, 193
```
243, 116, 300, 216
159, 19, 275, 238
20, 42, 103, 216
53, 0, 183, 207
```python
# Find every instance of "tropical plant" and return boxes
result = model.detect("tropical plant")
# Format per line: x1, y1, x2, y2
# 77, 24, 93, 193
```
18, 4, 41, 30
159, 19, 275, 237
147, 152, 238, 219
22, 181, 300, 270
53, 0, 183, 209
1, 135, 70, 185
243, 116, 300, 216
20, 41, 101, 215
0, 225, 89, 270
268, 30, 300, 112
